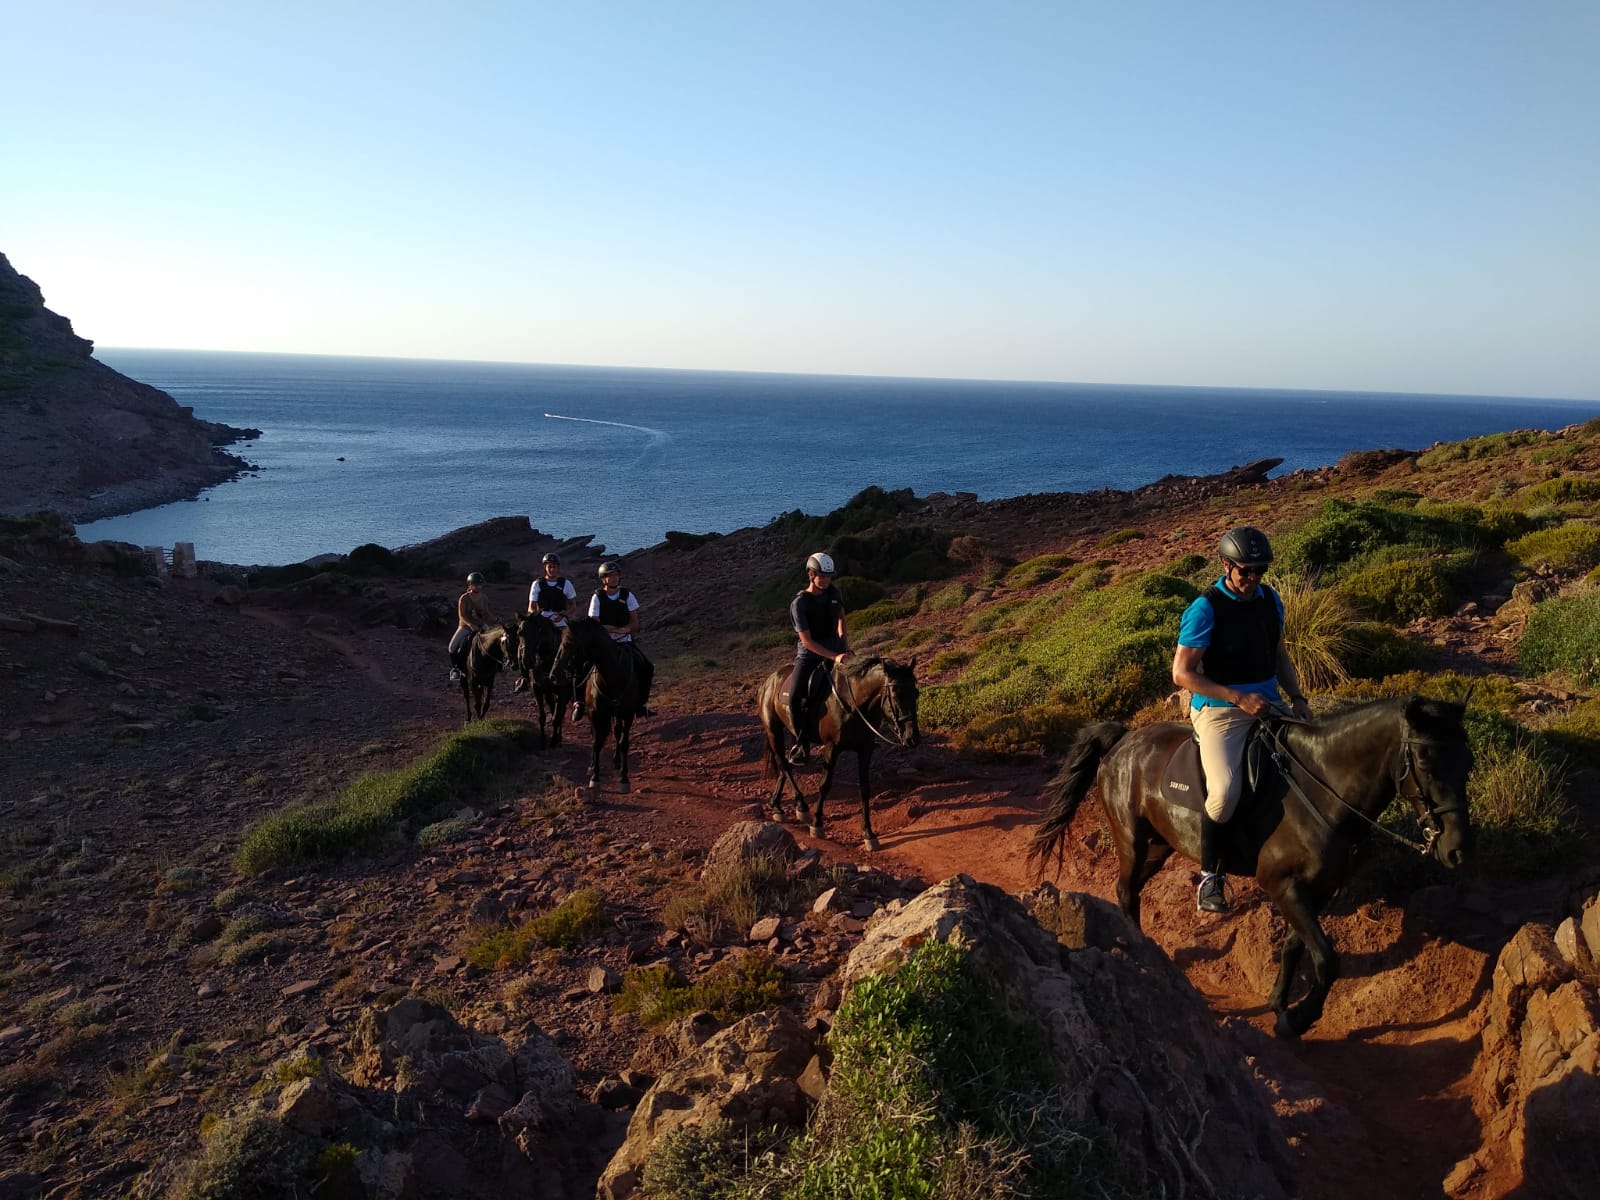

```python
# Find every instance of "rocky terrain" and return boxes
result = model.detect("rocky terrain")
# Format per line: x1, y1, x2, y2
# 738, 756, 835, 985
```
2, 431, 1600, 1196
0, 252, 257, 523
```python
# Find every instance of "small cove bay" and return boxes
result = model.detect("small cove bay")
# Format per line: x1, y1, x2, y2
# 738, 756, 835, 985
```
85, 349, 1600, 565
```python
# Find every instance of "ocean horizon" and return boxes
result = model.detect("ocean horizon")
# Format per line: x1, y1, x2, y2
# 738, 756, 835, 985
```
81, 349, 1600, 566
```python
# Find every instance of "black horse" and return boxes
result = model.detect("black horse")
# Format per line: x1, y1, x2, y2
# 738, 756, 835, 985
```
458, 626, 511, 724
756, 656, 921, 852
1028, 695, 1473, 1038
511, 612, 571, 748
550, 618, 643, 794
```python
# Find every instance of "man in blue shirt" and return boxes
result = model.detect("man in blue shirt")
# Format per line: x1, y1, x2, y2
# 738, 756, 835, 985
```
1172, 526, 1312, 914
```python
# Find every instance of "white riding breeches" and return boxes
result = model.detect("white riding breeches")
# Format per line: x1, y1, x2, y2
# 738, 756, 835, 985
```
1191, 704, 1258, 822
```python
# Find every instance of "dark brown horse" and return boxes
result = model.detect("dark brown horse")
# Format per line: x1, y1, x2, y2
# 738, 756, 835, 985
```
511, 612, 571, 748
1028, 695, 1473, 1038
550, 618, 642, 794
458, 626, 511, 723
756, 656, 921, 852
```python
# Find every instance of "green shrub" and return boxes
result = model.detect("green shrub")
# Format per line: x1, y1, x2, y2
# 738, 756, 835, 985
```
1336, 557, 1462, 623
1543, 698, 1600, 762
828, 523, 952, 584
415, 816, 474, 848
1004, 552, 1076, 587
1342, 622, 1430, 678
167, 1111, 319, 1200
946, 534, 989, 566
661, 853, 830, 943
1519, 478, 1600, 505
746, 629, 796, 651
1276, 577, 1356, 692
1415, 429, 1544, 467
1276, 498, 1488, 578
1468, 726, 1579, 877
928, 648, 971, 672
831, 575, 883, 610
466, 888, 607, 968
615, 952, 791, 1026
850, 599, 918, 630
1096, 528, 1146, 548
924, 581, 975, 611
235, 719, 538, 874
1371, 488, 1422, 506
1520, 592, 1600, 685
1504, 522, 1600, 572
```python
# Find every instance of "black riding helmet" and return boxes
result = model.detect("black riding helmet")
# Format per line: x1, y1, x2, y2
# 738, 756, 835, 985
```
598, 561, 621, 579
542, 552, 560, 565
466, 571, 486, 586
1218, 526, 1273, 567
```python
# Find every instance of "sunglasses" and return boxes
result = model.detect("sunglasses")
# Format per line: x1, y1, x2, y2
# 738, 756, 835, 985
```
1227, 561, 1269, 578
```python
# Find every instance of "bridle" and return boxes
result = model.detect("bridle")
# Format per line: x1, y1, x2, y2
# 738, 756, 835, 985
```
1263, 724, 1466, 857
829, 665, 915, 748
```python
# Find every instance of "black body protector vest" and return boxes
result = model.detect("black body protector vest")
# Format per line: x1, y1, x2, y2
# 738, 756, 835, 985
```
1200, 584, 1281, 685
596, 587, 633, 628
535, 578, 570, 614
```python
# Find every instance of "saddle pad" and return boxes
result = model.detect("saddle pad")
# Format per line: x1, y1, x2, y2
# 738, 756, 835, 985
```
1159, 728, 1273, 811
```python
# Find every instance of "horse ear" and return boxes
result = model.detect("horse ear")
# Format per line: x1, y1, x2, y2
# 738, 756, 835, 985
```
1459, 681, 1476, 710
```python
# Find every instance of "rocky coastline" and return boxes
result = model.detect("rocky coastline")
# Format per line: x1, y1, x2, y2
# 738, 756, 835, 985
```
0, 250, 260, 524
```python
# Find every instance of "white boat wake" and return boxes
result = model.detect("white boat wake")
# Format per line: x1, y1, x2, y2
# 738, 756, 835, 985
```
543, 412, 670, 450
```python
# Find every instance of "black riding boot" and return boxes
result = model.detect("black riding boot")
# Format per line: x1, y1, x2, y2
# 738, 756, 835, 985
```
1197, 815, 1230, 914
787, 700, 810, 764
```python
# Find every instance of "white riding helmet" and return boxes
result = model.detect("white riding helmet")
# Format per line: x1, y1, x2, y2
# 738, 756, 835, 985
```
806, 552, 836, 575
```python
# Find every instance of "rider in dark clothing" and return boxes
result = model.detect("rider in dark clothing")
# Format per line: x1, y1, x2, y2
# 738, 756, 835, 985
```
786, 551, 851, 764
584, 560, 654, 718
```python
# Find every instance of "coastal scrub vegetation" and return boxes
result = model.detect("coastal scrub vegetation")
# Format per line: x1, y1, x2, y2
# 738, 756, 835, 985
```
639, 939, 1140, 1199
615, 951, 791, 1027
234, 718, 539, 875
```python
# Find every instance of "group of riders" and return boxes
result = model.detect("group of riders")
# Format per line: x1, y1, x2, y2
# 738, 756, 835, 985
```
449, 524, 1304, 919
449, 554, 654, 720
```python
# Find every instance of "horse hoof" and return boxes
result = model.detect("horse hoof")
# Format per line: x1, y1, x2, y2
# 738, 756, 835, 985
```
617, 780, 630, 795
809, 825, 825, 840
862, 836, 880, 853
587, 776, 598, 791
1274, 1011, 1301, 1041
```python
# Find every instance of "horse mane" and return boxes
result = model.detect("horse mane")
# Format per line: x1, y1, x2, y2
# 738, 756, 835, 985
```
1283, 693, 1466, 752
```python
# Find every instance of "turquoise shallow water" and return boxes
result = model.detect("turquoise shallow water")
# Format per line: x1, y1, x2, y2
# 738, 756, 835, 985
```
81, 349, 1600, 565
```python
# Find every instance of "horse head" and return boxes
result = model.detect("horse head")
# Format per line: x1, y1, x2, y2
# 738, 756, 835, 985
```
551, 618, 596, 687
1399, 696, 1474, 868
516, 611, 560, 675
841, 657, 921, 748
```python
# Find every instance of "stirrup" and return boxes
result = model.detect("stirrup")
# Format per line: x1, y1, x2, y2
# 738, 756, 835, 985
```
787, 743, 810, 765
1196, 872, 1231, 914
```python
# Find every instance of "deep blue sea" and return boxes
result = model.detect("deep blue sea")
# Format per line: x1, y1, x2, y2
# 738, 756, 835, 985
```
81, 349, 1600, 566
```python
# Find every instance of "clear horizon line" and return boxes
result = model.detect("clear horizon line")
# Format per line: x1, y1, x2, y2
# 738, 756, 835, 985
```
94, 344, 1600, 408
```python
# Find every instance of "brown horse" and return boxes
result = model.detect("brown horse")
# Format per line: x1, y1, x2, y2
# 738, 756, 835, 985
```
1028, 695, 1473, 1038
458, 626, 510, 723
511, 612, 571, 748
550, 618, 642, 794
756, 656, 921, 852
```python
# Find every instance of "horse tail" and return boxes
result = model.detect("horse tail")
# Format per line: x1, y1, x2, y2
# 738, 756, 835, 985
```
1027, 721, 1129, 877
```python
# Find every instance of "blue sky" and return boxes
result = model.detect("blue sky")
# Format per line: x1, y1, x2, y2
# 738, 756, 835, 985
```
4, 1, 1596, 398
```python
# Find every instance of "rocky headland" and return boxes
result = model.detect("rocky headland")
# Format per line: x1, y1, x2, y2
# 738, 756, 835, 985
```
0, 251, 258, 523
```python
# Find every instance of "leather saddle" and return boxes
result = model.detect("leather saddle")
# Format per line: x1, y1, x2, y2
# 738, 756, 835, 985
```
1158, 722, 1279, 812
781, 662, 835, 738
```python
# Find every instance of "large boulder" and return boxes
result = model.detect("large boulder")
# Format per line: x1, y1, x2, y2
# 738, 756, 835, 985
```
1447, 892, 1600, 1199
840, 876, 1298, 1199
700, 820, 798, 882
597, 1008, 816, 1200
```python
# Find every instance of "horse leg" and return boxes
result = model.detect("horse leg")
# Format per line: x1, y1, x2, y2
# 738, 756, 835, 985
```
810, 750, 840, 841
1268, 931, 1305, 1015
588, 713, 605, 791
550, 687, 565, 748
1269, 881, 1338, 1039
461, 676, 473, 725
615, 717, 631, 794
856, 749, 878, 853
1118, 837, 1172, 930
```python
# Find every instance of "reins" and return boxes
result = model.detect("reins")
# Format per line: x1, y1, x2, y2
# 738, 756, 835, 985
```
828, 665, 912, 747
1260, 721, 1453, 857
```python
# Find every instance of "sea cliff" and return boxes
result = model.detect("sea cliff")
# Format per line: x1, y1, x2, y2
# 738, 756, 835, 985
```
0, 251, 259, 522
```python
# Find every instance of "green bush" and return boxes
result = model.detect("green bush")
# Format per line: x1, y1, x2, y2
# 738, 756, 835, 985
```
833, 575, 884, 610
1415, 429, 1544, 467
1342, 622, 1430, 678
1276, 499, 1486, 578
850, 599, 919, 630
1518, 478, 1600, 505
466, 889, 608, 968
615, 952, 790, 1026
235, 719, 538, 874
1336, 557, 1462, 623
167, 1111, 319, 1200
664, 530, 723, 551
924, 581, 975, 611
1004, 553, 1076, 587
1096, 528, 1146, 548
1504, 522, 1600, 572
1520, 592, 1600, 685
